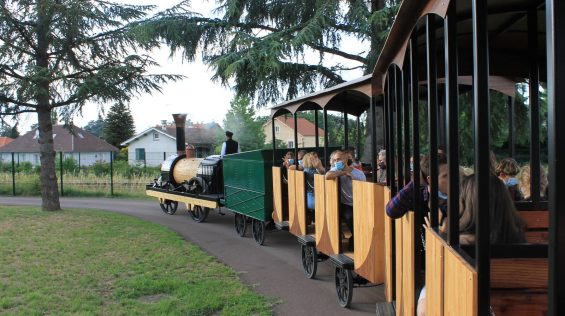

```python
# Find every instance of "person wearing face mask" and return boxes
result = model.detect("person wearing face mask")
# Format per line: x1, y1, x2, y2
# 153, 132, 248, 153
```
289, 150, 307, 170
495, 157, 523, 201
325, 150, 366, 251
376, 149, 387, 184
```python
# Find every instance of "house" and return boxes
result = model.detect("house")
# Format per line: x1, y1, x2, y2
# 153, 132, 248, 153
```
0, 137, 13, 148
0, 126, 117, 166
262, 117, 325, 148
120, 122, 222, 166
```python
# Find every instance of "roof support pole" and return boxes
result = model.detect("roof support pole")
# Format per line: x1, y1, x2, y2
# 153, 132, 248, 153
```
528, 8, 541, 207
272, 116, 276, 164
547, 0, 565, 314
426, 14, 439, 227
472, 1, 491, 314
293, 112, 299, 167
315, 110, 319, 148
323, 109, 329, 167
445, 1, 460, 247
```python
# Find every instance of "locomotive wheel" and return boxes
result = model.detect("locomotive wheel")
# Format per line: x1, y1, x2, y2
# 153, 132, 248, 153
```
335, 266, 353, 308
234, 213, 247, 237
301, 245, 318, 279
159, 200, 179, 215
189, 205, 209, 223
251, 219, 266, 245
159, 183, 178, 215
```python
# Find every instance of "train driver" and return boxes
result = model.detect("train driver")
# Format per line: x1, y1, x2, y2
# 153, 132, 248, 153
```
221, 131, 240, 156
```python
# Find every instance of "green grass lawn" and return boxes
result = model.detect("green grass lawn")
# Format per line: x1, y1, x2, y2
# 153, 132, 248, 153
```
0, 206, 273, 315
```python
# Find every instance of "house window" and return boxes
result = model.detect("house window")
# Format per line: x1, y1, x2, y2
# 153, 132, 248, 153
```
287, 141, 294, 148
275, 126, 280, 133
135, 148, 146, 160
153, 133, 160, 140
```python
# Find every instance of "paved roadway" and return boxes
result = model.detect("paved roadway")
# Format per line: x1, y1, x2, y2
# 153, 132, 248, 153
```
0, 197, 385, 315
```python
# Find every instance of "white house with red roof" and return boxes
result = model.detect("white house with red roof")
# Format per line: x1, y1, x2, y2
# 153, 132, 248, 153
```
262, 117, 325, 148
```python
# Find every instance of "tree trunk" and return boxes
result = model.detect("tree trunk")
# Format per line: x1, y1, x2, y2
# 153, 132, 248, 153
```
37, 108, 61, 211
36, 0, 60, 211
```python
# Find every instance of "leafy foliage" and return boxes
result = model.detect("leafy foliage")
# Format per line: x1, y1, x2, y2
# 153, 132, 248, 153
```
0, 0, 180, 210
0, 122, 19, 138
223, 96, 266, 151
83, 115, 105, 138
103, 103, 135, 148
138, 0, 399, 107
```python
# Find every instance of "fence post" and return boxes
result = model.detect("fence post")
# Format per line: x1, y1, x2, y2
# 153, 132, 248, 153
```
11, 152, 15, 196
110, 151, 114, 196
59, 152, 63, 196
163, 152, 166, 160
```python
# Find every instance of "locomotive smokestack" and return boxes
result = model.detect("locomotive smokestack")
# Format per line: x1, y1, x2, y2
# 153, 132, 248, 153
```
172, 114, 187, 155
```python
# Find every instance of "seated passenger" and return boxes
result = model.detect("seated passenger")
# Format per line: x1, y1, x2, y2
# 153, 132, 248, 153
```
302, 152, 325, 215
289, 149, 307, 170
517, 163, 548, 201
386, 153, 449, 220
376, 149, 387, 184
325, 150, 366, 251
496, 157, 523, 201
418, 173, 526, 316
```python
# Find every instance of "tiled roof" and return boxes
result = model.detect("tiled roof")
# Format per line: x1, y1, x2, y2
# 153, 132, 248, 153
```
0, 137, 13, 148
0, 125, 118, 153
275, 117, 325, 136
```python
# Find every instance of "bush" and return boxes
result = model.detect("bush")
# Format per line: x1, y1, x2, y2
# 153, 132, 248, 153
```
17, 162, 33, 173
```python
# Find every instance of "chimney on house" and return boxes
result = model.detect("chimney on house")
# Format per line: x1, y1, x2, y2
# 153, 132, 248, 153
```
161, 120, 167, 131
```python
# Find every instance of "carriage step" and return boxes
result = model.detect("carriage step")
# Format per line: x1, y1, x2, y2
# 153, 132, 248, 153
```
275, 221, 289, 231
297, 235, 316, 246
329, 254, 354, 269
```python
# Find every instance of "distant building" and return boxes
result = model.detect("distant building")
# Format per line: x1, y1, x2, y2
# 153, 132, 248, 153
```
0, 126, 117, 166
121, 122, 223, 166
262, 117, 325, 148
0, 137, 14, 148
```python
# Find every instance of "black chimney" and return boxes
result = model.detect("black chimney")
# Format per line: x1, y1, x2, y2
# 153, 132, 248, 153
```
172, 114, 187, 155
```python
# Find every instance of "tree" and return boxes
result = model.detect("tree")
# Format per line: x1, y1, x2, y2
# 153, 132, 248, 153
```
103, 103, 136, 148
0, 1, 179, 211
139, 0, 397, 160
0, 122, 19, 138
84, 115, 106, 138
223, 96, 266, 151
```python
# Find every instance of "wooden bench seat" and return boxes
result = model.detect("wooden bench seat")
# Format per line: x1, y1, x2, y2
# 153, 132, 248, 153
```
518, 210, 548, 244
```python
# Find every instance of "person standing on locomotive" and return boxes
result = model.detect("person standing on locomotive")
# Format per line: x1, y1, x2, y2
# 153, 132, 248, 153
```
220, 131, 240, 156
325, 149, 366, 251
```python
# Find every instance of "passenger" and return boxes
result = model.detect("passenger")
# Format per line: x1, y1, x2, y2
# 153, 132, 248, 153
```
289, 149, 307, 170
376, 149, 387, 184
517, 164, 548, 201
325, 149, 366, 251
302, 152, 325, 219
343, 146, 362, 171
386, 153, 449, 221
495, 157, 523, 201
418, 173, 527, 316
281, 151, 294, 184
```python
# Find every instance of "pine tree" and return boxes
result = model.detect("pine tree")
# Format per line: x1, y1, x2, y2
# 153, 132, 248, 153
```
223, 96, 266, 151
84, 115, 106, 138
0, 1, 180, 211
103, 103, 135, 148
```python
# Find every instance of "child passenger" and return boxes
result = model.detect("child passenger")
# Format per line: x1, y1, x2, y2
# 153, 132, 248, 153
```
496, 157, 523, 201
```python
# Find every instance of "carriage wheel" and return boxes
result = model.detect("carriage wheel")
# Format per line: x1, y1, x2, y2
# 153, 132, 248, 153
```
301, 244, 318, 279
335, 266, 353, 308
189, 205, 209, 223
159, 200, 179, 215
234, 213, 247, 237
251, 219, 266, 245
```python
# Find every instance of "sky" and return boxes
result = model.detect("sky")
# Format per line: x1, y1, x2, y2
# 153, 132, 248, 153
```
15, 0, 366, 134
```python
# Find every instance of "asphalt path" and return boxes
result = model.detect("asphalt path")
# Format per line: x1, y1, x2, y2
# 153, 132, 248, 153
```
0, 197, 385, 315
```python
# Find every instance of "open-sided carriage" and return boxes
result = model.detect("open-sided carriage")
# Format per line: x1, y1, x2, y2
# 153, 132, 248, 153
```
269, 76, 389, 307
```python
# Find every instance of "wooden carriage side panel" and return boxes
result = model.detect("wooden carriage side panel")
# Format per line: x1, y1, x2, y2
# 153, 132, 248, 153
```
353, 181, 385, 284
443, 246, 477, 316
400, 213, 416, 316
490, 258, 548, 289
271, 167, 283, 223
317, 178, 340, 255
490, 290, 548, 316
287, 170, 298, 236
395, 217, 403, 316
294, 171, 307, 236
383, 186, 394, 302
425, 228, 445, 316
314, 174, 331, 252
